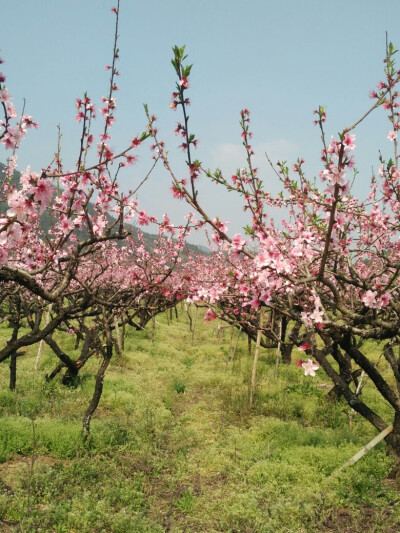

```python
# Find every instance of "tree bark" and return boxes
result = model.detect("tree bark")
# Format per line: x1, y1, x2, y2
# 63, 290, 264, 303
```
282, 322, 301, 364
314, 346, 388, 434
9, 352, 17, 391
82, 342, 112, 439
386, 411, 400, 466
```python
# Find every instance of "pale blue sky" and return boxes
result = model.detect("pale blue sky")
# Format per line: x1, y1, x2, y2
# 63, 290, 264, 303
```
2, 0, 400, 243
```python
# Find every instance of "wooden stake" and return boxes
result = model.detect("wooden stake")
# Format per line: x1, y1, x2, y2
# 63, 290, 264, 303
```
114, 317, 122, 356
121, 319, 125, 350
191, 305, 198, 346
332, 425, 393, 475
10, 352, 17, 391
151, 308, 156, 343
274, 318, 283, 378
35, 304, 52, 371
225, 326, 235, 370
231, 326, 243, 368
186, 303, 193, 333
249, 308, 264, 410
349, 370, 365, 427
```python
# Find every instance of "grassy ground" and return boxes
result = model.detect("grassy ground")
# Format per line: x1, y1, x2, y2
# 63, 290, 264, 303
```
0, 309, 400, 532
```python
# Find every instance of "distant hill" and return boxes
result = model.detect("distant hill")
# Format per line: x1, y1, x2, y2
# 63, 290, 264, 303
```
0, 162, 208, 256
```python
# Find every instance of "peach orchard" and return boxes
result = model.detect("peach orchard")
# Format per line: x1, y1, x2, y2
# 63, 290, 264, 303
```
2, 4, 400, 463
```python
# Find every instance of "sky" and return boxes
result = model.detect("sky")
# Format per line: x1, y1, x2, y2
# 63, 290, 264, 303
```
2, 0, 400, 245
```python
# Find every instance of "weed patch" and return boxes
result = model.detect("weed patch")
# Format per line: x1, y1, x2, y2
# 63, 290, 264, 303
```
1, 312, 400, 531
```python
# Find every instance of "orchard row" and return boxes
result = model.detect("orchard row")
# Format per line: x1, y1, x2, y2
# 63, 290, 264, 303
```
2, 4, 400, 460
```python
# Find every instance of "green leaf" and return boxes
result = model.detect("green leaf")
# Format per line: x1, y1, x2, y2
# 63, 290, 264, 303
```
389, 41, 397, 56
139, 131, 150, 142
243, 225, 254, 235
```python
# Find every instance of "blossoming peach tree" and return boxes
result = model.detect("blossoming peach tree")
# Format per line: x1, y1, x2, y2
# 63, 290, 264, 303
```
146, 42, 400, 461
0, 3, 193, 436
0, 4, 147, 338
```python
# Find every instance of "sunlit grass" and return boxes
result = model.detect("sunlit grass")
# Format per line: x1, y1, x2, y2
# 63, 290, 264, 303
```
0, 308, 400, 531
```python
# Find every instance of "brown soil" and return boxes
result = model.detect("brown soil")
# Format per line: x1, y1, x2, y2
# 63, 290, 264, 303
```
321, 505, 400, 532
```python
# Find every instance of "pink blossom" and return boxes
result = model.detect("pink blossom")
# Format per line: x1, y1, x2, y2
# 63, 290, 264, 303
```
93, 215, 107, 236
171, 184, 184, 199
310, 307, 324, 324
0, 88, 11, 103
212, 232, 221, 245
179, 77, 189, 88
58, 216, 74, 234
4, 155, 17, 177
204, 308, 217, 323
124, 154, 137, 166
131, 137, 141, 147
301, 359, 319, 377
343, 133, 356, 151
327, 137, 338, 156
361, 290, 378, 308
387, 130, 397, 141
231, 233, 246, 251
379, 293, 392, 307
33, 179, 54, 207
335, 213, 346, 231
329, 167, 347, 185
212, 218, 229, 233
300, 312, 313, 327
137, 210, 150, 226
250, 296, 260, 310
7, 102, 17, 119
0, 245, 7, 265
7, 191, 32, 221
6, 222, 23, 245
298, 343, 311, 351
2, 126, 24, 149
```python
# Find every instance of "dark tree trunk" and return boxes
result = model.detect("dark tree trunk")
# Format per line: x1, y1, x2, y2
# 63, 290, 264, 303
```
9, 351, 25, 391
281, 322, 302, 364
385, 411, 400, 476
62, 366, 79, 386
44, 336, 79, 386
8, 297, 22, 391
326, 343, 354, 402
339, 336, 400, 412
314, 346, 388, 434
82, 342, 113, 439
74, 335, 80, 350
387, 412, 400, 453
45, 327, 99, 385
9, 353, 17, 391
46, 363, 65, 382
279, 316, 289, 364
0, 308, 73, 364
281, 344, 294, 365
121, 320, 126, 350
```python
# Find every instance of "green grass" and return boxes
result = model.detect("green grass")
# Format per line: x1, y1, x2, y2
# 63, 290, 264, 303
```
0, 311, 400, 531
